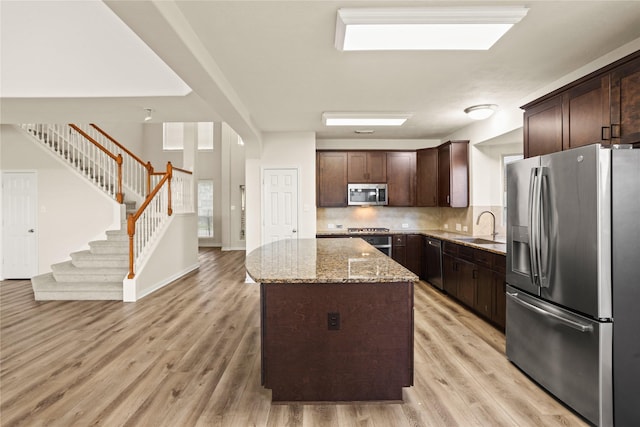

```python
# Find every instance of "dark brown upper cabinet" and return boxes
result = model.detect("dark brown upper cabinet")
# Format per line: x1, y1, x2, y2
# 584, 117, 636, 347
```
416, 148, 438, 207
317, 152, 348, 207
438, 141, 469, 208
347, 151, 387, 183
523, 51, 640, 157
386, 151, 416, 207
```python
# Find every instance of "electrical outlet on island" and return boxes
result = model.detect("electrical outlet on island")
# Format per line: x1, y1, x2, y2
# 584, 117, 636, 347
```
401, 223, 409, 229
456, 223, 462, 231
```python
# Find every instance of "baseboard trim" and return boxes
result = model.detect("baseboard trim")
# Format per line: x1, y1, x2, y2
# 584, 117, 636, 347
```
126, 262, 200, 302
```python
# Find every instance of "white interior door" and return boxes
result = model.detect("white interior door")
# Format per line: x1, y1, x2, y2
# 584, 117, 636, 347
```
263, 169, 298, 245
2, 172, 38, 279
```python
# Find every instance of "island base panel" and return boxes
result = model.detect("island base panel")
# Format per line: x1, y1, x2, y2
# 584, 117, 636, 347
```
261, 282, 414, 402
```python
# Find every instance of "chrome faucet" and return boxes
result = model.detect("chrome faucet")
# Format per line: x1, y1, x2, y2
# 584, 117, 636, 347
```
476, 210, 497, 239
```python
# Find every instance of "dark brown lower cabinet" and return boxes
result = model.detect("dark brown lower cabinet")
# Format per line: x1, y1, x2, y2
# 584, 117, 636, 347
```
261, 282, 414, 401
442, 254, 458, 298
475, 266, 493, 320
456, 259, 476, 308
392, 234, 423, 277
442, 241, 506, 332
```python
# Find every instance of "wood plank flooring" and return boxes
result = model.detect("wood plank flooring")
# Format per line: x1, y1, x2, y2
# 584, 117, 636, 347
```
1, 248, 588, 426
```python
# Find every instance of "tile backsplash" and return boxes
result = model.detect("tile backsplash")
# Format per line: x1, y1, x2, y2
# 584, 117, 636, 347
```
317, 205, 505, 238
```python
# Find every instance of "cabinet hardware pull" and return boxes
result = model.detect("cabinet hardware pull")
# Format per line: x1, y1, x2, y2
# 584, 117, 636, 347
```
601, 126, 610, 141
611, 123, 620, 139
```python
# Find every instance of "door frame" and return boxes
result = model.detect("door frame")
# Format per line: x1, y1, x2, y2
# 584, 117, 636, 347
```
261, 167, 300, 246
1, 170, 39, 279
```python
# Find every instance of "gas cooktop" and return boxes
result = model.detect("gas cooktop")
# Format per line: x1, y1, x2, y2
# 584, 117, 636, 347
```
347, 227, 390, 233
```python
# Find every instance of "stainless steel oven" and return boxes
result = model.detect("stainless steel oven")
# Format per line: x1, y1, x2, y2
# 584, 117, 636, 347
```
348, 228, 391, 257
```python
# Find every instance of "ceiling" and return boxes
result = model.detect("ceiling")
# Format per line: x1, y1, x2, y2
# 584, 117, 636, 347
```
2, 1, 640, 143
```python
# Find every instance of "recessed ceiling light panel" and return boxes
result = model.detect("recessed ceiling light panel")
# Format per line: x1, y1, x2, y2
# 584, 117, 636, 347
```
335, 7, 529, 51
322, 112, 412, 126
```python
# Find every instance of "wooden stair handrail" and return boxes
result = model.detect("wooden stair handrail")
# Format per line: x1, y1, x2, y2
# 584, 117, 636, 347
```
68, 124, 124, 203
127, 162, 180, 279
90, 123, 149, 168
89, 124, 155, 195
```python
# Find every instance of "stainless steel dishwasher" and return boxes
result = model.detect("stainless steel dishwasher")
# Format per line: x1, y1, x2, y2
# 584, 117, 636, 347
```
424, 237, 443, 290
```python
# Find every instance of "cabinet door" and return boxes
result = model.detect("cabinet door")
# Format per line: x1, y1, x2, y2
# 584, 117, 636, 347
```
610, 55, 640, 145
405, 234, 423, 276
564, 75, 611, 149
367, 152, 387, 182
416, 148, 438, 207
442, 254, 458, 297
523, 96, 563, 157
438, 141, 468, 207
317, 152, 347, 207
437, 144, 451, 206
386, 152, 416, 207
491, 271, 506, 330
347, 152, 368, 182
457, 259, 476, 308
475, 266, 493, 320
347, 152, 387, 182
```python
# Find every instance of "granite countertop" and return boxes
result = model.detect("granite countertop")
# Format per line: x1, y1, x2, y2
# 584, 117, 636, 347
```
316, 229, 507, 255
245, 238, 419, 284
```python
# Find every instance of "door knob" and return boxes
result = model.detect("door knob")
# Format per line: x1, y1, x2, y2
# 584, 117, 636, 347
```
28, 229, 35, 233
292, 229, 297, 233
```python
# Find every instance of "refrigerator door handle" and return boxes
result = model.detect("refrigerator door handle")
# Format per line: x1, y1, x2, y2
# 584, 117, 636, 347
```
507, 291, 594, 333
538, 167, 550, 288
528, 167, 541, 287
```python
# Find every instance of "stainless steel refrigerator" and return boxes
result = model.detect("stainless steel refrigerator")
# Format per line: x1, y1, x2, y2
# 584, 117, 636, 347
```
505, 144, 640, 427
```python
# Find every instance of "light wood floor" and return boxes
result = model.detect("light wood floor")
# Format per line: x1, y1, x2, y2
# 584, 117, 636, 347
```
1, 248, 588, 426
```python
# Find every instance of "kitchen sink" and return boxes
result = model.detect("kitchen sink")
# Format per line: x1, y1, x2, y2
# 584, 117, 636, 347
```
454, 237, 499, 245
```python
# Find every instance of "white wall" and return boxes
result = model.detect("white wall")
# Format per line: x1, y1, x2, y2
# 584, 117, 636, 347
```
123, 213, 198, 301
220, 123, 246, 250
245, 131, 316, 253
0, 125, 121, 275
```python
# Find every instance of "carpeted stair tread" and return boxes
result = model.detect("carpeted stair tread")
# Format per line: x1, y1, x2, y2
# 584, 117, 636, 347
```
31, 273, 122, 300
70, 250, 128, 268
51, 260, 127, 282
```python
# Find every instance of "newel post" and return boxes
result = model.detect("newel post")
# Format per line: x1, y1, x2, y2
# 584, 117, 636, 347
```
146, 161, 153, 196
116, 154, 124, 204
167, 162, 173, 216
127, 213, 135, 279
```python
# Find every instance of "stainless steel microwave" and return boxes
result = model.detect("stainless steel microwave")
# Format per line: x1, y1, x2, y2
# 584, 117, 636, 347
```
347, 183, 388, 206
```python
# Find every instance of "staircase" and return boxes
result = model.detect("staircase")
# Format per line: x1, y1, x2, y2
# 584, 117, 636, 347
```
30, 202, 136, 300
20, 124, 150, 300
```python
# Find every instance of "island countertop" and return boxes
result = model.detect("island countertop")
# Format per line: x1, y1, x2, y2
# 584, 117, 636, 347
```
245, 238, 419, 284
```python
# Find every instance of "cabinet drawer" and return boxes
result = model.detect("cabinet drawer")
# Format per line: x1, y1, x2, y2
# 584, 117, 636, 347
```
493, 254, 506, 274
443, 241, 458, 255
473, 248, 492, 268
393, 235, 406, 246
458, 245, 474, 262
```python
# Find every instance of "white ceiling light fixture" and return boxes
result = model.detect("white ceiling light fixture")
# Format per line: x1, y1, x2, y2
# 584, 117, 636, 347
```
143, 108, 153, 122
335, 7, 529, 51
322, 112, 412, 126
464, 104, 498, 120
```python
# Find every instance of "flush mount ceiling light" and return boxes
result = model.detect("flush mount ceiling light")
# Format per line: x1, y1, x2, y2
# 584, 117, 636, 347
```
143, 108, 153, 122
335, 6, 528, 51
322, 112, 412, 126
464, 104, 498, 120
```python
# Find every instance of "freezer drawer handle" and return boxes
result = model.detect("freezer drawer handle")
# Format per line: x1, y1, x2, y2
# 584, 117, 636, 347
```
507, 292, 594, 333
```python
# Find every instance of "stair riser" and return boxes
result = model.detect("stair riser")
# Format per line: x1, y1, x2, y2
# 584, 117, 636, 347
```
52, 272, 126, 282
89, 245, 128, 255
72, 259, 128, 268
34, 291, 122, 301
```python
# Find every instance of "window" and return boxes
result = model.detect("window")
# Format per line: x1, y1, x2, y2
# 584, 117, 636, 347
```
198, 180, 214, 238
163, 122, 214, 151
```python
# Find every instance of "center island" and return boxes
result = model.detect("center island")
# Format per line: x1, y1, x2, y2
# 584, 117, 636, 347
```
245, 237, 418, 402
